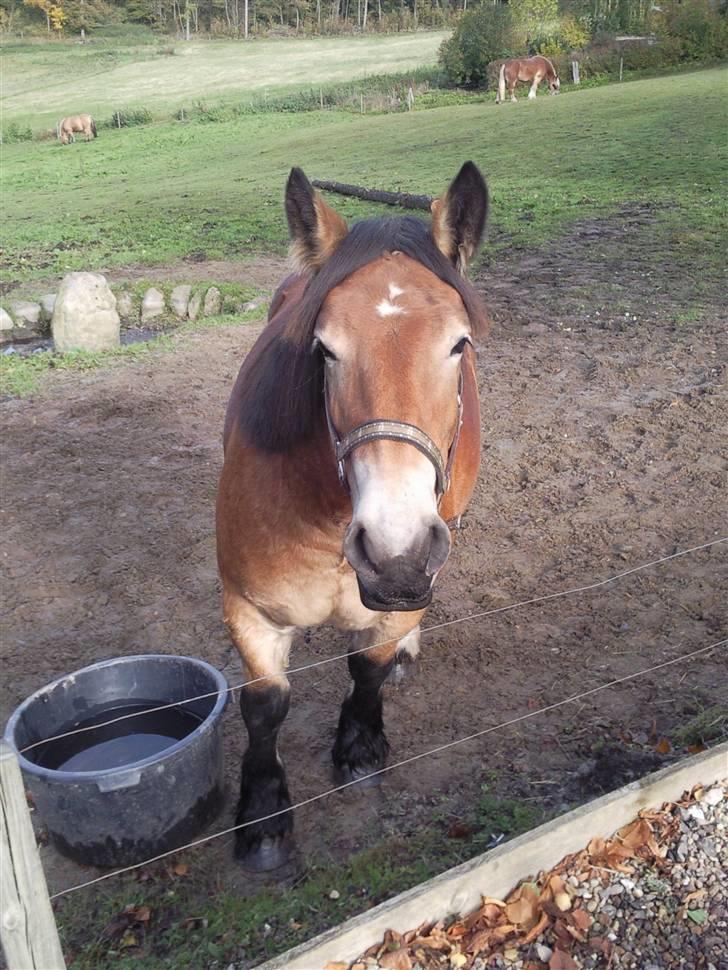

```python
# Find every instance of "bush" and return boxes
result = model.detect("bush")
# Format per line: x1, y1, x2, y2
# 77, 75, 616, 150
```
106, 107, 153, 128
439, 5, 522, 87
660, 0, 728, 61
2, 122, 33, 144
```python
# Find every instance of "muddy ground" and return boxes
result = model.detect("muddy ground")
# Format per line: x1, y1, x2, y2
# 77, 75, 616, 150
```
1, 205, 726, 911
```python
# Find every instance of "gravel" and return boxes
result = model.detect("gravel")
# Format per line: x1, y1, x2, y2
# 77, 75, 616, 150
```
352, 780, 726, 970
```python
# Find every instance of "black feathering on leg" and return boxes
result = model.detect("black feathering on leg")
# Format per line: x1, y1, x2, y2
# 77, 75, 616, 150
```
235, 684, 293, 870
332, 651, 394, 782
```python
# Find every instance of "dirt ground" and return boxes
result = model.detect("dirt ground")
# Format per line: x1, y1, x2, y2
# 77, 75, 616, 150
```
1, 204, 726, 905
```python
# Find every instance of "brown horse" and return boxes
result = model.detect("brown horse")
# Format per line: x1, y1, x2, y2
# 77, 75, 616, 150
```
216, 162, 489, 870
57, 113, 97, 145
496, 55, 560, 103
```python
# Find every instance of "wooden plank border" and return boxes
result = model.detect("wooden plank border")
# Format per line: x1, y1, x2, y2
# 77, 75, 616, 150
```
1, 740, 67, 970
255, 743, 727, 970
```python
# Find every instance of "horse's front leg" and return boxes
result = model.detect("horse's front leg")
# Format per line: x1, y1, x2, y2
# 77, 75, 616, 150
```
528, 76, 540, 100
224, 590, 294, 871
333, 612, 424, 783
510, 82, 518, 103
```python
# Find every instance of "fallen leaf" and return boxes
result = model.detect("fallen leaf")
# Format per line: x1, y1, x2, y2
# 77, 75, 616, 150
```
686, 909, 708, 925
554, 891, 572, 912
120, 931, 138, 949
570, 908, 591, 932
448, 821, 476, 840
379, 950, 412, 970
619, 818, 652, 850
183, 916, 208, 931
450, 954, 467, 968
522, 910, 550, 945
172, 862, 189, 877
683, 889, 707, 905
549, 949, 578, 970
505, 897, 536, 925
323, 963, 348, 970
687, 743, 706, 754
655, 737, 672, 755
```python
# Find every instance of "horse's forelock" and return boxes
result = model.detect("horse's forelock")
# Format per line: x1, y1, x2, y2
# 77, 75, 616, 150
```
240, 216, 487, 452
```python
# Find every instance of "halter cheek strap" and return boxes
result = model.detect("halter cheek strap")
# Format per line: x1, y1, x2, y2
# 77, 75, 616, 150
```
324, 371, 464, 502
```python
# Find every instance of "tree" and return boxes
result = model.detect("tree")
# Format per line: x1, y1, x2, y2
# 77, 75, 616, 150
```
509, 0, 558, 45
439, 3, 521, 87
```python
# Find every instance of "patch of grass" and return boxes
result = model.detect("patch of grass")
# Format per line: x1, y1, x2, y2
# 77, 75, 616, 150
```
1, 68, 725, 287
0, 33, 448, 130
0, 301, 266, 398
58, 787, 551, 970
474, 784, 546, 843
672, 705, 728, 747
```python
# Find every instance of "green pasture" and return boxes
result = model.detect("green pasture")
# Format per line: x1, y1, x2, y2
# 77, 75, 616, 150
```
2, 67, 726, 291
0, 32, 447, 130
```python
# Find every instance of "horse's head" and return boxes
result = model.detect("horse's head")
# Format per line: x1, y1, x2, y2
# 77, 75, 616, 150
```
284, 164, 488, 611
549, 73, 561, 94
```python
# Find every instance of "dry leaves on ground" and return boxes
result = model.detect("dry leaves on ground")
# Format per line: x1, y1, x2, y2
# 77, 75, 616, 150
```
351, 787, 700, 970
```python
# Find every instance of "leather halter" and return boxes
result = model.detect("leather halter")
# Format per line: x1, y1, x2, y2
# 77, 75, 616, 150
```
324, 370, 464, 502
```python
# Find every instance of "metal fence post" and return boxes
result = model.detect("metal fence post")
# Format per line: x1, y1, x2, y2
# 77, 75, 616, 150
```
0, 740, 66, 970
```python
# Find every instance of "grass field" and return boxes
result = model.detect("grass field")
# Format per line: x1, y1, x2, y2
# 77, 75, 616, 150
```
0, 32, 447, 129
2, 67, 726, 292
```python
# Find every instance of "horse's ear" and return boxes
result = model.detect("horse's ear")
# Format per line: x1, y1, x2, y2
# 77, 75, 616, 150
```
285, 167, 349, 274
431, 162, 488, 275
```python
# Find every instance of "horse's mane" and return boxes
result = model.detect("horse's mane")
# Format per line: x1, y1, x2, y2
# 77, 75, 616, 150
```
238, 215, 488, 453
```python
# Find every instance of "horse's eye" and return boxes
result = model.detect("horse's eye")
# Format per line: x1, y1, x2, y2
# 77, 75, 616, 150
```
313, 337, 337, 361
451, 336, 471, 356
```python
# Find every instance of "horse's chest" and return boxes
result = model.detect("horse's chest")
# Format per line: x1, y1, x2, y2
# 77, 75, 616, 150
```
250, 550, 377, 632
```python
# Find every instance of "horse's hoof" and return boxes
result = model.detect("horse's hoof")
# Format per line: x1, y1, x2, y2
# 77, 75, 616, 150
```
236, 834, 293, 872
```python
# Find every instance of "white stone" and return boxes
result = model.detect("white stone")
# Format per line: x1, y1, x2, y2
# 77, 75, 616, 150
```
0, 307, 13, 332
141, 287, 165, 324
116, 290, 135, 321
170, 284, 192, 319
187, 291, 201, 321
10, 300, 42, 329
700, 787, 724, 807
242, 297, 266, 313
40, 294, 56, 323
52, 272, 120, 353
202, 286, 222, 317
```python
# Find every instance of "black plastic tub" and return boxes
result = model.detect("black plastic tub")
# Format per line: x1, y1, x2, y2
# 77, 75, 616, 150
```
4, 655, 229, 867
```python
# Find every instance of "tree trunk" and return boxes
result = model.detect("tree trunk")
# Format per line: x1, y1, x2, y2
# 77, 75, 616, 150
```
362, 0, 368, 29
311, 179, 433, 211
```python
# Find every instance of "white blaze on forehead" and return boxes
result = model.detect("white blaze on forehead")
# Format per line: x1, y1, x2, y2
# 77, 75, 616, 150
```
376, 281, 406, 318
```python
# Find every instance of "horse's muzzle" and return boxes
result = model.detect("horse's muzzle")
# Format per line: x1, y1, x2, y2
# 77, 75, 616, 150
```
356, 573, 433, 613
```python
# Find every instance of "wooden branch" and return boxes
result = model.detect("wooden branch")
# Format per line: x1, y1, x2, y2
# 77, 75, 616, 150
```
312, 179, 434, 212
1, 741, 66, 970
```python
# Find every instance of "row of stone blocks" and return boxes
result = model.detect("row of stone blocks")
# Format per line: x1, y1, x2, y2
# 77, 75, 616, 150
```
0, 275, 225, 352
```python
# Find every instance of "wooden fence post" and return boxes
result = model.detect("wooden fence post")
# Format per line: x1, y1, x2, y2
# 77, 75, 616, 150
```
571, 60, 580, 85
0, 741, 66, 970
619, 56, 624, 81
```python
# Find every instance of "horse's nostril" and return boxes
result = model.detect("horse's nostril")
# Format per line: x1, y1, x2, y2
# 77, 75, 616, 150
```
425, 520, 451, 577
344, 524, 379, 578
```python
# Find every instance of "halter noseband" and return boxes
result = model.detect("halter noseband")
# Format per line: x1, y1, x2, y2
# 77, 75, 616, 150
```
324, 371, 464, 502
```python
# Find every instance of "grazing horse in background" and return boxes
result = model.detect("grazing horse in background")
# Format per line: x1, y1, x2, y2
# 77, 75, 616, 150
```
216, 162, 489, 871
57, 114, 97, 145
496, 55, 560, 103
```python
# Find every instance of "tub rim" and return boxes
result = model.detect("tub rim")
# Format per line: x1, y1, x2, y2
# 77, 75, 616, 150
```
3, 653, 229, 784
